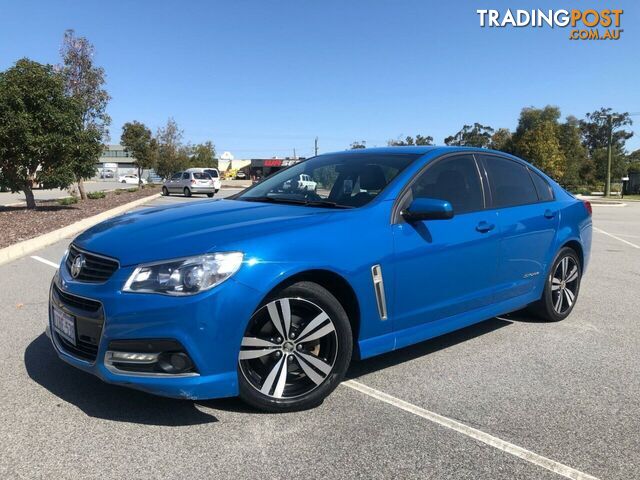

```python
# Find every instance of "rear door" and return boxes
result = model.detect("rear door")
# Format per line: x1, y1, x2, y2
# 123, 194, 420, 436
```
168, 172, 182, 192
477, 154, 559, 302
180, 172, 190, 191
391, 153, 500, 338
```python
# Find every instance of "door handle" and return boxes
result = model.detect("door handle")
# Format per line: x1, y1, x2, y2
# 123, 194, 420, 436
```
476, 221, 495, 233
544, 209, 556, 219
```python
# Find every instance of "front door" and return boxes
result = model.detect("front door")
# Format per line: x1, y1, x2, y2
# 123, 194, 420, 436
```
391, 154, 499, 342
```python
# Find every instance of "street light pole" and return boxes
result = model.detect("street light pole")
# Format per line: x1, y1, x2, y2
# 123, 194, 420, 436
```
605, 115, 613, 197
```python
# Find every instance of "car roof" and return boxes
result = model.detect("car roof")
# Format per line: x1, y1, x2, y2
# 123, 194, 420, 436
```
320, 146, 509, 156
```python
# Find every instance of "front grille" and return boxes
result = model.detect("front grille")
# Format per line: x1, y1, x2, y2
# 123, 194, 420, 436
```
65, 244, 119, 283
54, 284, 101, 312
51, 284, 104, 362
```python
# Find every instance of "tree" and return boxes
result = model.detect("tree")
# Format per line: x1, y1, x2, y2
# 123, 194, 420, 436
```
0, 59, 81, 208
444, 123, 494, 148
388, 134, 434, 146
190, 141, 217, 168
59, 29, 111, 200
121, 121, 155, 185
580, 108, 633, 186
350, 140, 366, 149
155, 118, 190, 178
627, 149, 640, 173
511, 106, 565, 179
490, 128, 512, 152
558, 116, 589, 187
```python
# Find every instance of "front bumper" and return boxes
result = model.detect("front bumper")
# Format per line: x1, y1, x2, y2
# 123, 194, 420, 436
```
48, 262, 261, 400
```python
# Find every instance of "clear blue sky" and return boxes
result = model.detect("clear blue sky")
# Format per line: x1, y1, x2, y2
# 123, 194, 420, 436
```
1, 0, 638, 158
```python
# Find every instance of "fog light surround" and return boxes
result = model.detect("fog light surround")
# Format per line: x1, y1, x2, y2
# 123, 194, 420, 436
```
105, 339, 198, 377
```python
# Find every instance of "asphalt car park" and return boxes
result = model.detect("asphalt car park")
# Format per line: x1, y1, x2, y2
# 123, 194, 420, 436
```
0, 193, 638, 479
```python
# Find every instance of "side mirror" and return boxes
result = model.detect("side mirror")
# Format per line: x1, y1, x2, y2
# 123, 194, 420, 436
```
401, 198, 454, 222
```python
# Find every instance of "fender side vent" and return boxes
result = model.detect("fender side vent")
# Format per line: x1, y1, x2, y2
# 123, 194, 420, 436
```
371, 264, 388, 320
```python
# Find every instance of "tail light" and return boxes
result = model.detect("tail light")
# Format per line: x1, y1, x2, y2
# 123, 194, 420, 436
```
191, 179, 196, 185
583, 200, 592, 216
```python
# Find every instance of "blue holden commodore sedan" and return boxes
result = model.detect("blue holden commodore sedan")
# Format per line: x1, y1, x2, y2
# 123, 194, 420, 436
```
48, 147, 592, 412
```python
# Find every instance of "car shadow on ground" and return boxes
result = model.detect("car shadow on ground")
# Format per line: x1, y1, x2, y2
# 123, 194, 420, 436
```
24, 334, 219, 426
24, 316, 527, 424
347, 316, 514, 379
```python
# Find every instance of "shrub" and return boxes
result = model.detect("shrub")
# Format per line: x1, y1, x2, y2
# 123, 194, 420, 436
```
126, 187, 138, 193
57, 196, 78, 206
114, 189, 122, 195
87, 191, 106, 199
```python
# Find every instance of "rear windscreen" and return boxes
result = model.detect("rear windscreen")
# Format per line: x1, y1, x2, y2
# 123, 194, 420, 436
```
193, 173, 211, 179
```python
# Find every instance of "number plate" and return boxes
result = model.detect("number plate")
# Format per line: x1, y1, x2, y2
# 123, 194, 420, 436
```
53, 307, 76, 346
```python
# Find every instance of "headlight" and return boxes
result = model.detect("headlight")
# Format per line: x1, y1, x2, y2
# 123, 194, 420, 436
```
123, 252, 243, 296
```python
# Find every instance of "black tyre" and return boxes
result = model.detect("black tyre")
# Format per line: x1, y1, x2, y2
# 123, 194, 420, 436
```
531, 247, 582, 322
238, 281, 353, 412
183, 187, 191, 197
162, 186, 169, 196
207, 192, 214, 198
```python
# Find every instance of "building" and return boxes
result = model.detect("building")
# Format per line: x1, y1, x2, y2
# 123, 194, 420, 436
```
247, 158, 305, 180
96, 144, 138, 179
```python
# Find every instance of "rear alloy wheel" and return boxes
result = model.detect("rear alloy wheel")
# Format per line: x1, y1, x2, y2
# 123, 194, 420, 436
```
183, 187, 191, 197
238, 282, 352, 412
532, 247, 581, 321
207, 192, 214, 198
162, 186, 169, 196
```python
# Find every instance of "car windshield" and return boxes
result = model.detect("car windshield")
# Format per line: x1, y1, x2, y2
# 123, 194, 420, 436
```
236, 152, 420, 208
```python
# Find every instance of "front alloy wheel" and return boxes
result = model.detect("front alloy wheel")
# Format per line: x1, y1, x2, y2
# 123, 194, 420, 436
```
238, 282, 352, 412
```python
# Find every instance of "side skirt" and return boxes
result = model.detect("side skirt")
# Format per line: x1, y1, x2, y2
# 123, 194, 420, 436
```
357, 293, 538, 360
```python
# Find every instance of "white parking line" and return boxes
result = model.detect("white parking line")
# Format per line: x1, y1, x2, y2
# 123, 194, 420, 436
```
593, 227, 640, 249
343, 380, 599, 480
30, 256, 59, 269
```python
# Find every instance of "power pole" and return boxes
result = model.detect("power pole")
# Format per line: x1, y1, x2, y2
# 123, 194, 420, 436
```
605, 115, 613, 197
314, 137, 318, 156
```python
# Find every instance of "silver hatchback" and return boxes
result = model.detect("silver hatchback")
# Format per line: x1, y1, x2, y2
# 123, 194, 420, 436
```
162, 171, 215, 197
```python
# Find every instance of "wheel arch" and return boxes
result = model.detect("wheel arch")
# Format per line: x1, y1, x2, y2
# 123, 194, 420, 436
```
560, 239, 584, 270
258, 269, 362, 358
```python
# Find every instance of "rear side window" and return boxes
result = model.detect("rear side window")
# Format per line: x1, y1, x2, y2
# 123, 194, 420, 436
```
411, 154, 484, 214
481, 156, 538, 208
182, 172, 190, 180
529, 170, 554, 202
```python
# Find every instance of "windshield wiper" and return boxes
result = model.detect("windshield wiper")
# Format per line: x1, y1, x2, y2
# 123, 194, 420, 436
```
241, 196, 353, 209
303, 200, 354, 209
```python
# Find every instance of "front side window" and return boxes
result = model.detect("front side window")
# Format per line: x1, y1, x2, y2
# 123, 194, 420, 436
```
171, 173, 182, 180
236, 153, 420, 208
411, 154, 484, 214
480, 155, 538, 208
